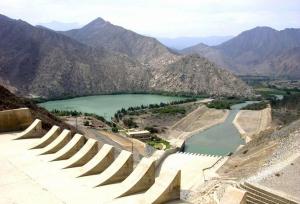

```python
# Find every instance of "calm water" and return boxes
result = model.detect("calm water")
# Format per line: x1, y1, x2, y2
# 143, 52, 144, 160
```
184, 101, 257, 156
39, 94, 184, 120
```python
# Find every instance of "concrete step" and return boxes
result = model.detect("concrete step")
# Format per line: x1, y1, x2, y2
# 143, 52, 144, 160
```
240, 184, 282, 204
243, 182, 298, 204
245, 189, 278, 204
246, 194, 269, 204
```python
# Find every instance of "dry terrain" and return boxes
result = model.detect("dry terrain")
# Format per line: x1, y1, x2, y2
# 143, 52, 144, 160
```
233, 106, 272, 142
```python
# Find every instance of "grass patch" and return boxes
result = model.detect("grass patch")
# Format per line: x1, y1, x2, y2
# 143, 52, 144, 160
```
146, 135, 171, 150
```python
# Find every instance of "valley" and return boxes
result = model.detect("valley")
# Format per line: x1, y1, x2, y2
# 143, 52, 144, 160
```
0, 2, 300, 203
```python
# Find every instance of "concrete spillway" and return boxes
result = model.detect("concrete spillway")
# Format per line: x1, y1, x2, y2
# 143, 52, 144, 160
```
0, 108, 182, 204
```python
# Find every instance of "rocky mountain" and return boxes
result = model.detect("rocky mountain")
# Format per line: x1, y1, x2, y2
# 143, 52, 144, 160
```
0, 14, 253, 99
182, 27, 300, 79
62, 18, 173, 64
0, 14, 150, 98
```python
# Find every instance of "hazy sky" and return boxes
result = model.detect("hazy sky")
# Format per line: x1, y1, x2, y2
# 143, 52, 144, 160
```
0, 0, 299, 37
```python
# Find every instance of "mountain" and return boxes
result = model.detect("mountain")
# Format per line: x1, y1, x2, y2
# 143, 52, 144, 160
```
182, 27, 300, 79
0, 14, 150, 98
62, 18, 173, 64
0, 14, 253, 99
157, 36, 233, 50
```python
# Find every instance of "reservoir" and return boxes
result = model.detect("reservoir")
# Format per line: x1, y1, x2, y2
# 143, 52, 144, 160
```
39, 94, 184, 120
184, 101, 257, 156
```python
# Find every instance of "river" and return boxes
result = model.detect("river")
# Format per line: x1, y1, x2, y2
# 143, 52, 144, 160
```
184, 101, 257, 156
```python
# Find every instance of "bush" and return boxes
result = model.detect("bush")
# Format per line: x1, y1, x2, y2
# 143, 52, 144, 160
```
241, 101, 268, 110
112, 126, 118, 133
144, 126, 159, 133
83, 121, 89, 126
122, 118, 138, 128
207, 98, 244, 109
51, 109, 82, 116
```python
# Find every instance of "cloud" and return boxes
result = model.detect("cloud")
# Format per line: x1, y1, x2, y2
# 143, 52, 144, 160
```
0, 0, 299, 37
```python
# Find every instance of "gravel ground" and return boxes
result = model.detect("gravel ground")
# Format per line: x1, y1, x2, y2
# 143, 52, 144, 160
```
246, 119, 300, 200
258, 156, 300, 200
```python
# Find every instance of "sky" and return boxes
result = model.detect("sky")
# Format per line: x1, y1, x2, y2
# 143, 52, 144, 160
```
0, 0, 300, 38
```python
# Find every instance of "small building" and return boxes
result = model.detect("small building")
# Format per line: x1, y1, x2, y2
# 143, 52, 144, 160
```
127, 130, 150, 140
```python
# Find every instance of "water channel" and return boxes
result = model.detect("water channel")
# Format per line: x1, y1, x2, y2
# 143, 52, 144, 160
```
184, 101, 257, 156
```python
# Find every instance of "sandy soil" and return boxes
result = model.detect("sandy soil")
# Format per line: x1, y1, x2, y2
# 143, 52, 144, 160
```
162, 105, 229, 141
233, 106, 272, 142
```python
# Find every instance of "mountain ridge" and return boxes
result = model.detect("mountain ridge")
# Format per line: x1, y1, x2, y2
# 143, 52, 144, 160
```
182, 26, 300, 79
0, 14, 253, 99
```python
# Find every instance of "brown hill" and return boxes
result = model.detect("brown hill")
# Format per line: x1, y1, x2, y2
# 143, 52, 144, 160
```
182, 27, 300, 79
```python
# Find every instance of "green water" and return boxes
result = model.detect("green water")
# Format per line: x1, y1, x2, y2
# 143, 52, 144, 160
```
184, 101, 257, 156
39, 94, 184, 120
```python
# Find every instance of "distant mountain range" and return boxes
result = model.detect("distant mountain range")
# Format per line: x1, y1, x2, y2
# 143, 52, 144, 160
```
0, 14, 252, 99
182, 26, 300, 79
157, 36, 233, 50
38, 21, 82, 31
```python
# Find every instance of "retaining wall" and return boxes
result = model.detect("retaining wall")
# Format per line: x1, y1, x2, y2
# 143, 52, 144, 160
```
0, 108, 33, 132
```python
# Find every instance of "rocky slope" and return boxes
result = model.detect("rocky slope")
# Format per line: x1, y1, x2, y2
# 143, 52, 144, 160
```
182, 27, 300, 79
0, 14, 150, 98
150, 55, 252, 96
62, 18, 173, 64
0, 14, 253, 99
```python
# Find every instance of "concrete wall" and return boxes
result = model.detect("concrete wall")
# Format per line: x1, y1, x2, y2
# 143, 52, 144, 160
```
0, 108, 33, 132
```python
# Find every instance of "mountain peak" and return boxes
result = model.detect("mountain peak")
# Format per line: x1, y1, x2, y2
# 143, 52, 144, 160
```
84, 17, 108, 29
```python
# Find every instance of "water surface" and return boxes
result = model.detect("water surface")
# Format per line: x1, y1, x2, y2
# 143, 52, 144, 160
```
184, 101, 257, 156
39, 94, 184, 120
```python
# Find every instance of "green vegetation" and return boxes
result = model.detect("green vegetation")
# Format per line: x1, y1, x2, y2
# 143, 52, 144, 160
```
255, 87, 287, 98
151, 105, 186, 114
83, 121, 89, 126
122, 118, 138, 128
51, 109, 82, 116
254, 86, 300, 99
111, 126, 118, 133
241, 101, 269, 110
207, 98, 244, 109
146, 135, 171, 150
271, 93, 300, 125
114, 98, 197, 120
